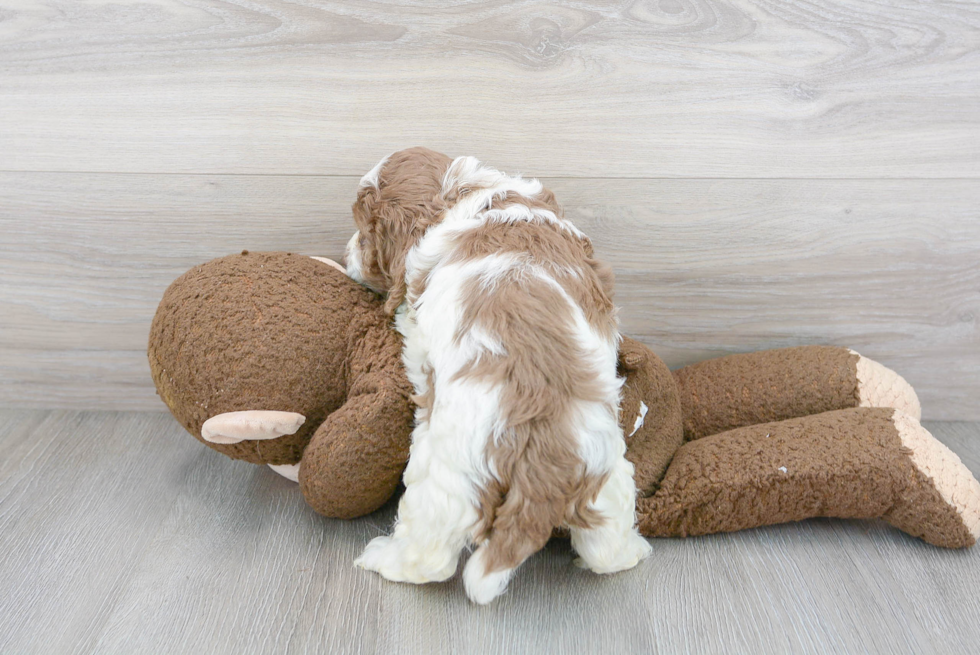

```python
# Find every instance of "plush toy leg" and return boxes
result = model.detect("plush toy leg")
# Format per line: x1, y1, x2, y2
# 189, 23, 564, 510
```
637, 407, 980, 548
672, 346, 920, 441
617, 336, 684, 497
298, 372, 414, 519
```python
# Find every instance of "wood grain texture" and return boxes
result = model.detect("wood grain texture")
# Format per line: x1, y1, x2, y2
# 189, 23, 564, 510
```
2, 409, 980, 653
1, 0, 978, 176
2, 173, 977, 418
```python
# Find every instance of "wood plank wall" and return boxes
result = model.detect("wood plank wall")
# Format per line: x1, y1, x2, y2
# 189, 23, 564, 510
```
1, 1, 978, 418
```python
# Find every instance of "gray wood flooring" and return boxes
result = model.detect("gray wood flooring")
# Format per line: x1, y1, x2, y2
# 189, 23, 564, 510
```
2, 409, 980, 654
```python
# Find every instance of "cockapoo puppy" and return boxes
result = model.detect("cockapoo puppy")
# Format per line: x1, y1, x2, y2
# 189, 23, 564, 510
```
345, 147, 651, 604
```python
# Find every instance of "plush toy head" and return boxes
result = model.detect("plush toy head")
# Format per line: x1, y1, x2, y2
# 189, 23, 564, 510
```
148, 251, 412, 468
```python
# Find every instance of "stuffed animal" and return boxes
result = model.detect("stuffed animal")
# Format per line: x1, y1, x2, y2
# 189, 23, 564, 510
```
149, 251, 980, 548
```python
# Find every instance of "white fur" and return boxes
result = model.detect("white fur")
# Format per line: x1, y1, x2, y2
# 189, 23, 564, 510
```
344, 231, 365, 285
351, 155, 650, 603
463, 544, 515, 604
359, 153, 391, 189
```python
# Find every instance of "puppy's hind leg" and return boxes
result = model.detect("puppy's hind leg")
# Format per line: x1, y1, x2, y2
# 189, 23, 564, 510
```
569, 456, 652, 574
355, 425, 479, 584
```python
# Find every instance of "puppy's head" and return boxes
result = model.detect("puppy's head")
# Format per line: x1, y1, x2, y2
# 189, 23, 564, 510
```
347, 147, 452, 314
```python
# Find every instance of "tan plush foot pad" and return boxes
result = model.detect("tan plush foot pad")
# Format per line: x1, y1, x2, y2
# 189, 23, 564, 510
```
636, 407, 980, 548
851, 350, 922, 420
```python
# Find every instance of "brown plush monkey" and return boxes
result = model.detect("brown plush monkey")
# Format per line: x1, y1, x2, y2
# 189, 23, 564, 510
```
149, 251, 980, 548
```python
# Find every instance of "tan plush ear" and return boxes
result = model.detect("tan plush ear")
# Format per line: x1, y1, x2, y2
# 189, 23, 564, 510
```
309, 256, 345, 273
201, 411, 305, 445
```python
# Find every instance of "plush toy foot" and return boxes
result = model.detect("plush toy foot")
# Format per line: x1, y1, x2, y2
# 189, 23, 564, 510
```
637, 407, 980, 548
354, 535, 459, 584
268, 463, 301, 482
672, 346, 922, 440
882, 411, 980, 547
850, 350, 921, 420
201, 410, 306, 445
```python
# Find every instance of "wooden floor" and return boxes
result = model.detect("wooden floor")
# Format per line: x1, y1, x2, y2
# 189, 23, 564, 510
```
2, 409, 980, 654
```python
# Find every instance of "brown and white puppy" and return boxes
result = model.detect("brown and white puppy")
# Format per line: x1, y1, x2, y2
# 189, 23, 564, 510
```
347, 148, 651, 604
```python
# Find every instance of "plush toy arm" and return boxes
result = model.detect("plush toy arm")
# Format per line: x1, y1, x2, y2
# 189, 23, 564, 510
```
298, 371, 414, 519
618, 337, 685, 496
635, 407, 980, 548
672, 346, 920, 441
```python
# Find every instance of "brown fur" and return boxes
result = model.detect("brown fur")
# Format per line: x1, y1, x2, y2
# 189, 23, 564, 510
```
446, 218, 617, 340
447, 182, 621, 575
454, 272, 613, 573
350, 147, 452, 315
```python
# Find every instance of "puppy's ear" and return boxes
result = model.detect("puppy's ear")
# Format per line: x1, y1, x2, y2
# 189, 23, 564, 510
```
439, 155, 489, 205
352, 185, 380, 235
375, 202, 415, 315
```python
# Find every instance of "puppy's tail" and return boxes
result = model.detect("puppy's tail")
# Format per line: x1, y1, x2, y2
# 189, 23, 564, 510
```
462, 425, 607, 605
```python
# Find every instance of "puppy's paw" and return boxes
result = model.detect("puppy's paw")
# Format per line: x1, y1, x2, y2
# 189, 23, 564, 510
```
354, 536, 402, 577
577, 533, 652, 575
354, 536, 457, 584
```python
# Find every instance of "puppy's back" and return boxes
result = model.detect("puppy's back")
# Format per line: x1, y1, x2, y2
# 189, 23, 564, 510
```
440, 219, 624, 583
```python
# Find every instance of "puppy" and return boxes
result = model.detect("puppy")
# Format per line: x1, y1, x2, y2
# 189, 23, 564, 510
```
346, 147, 651, 604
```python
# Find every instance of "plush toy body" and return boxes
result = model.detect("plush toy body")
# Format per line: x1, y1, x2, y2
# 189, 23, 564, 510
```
149, 251, 414, 517
150, 252, 980, 548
